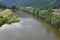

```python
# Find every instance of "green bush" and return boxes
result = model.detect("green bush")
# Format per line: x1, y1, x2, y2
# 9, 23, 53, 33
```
29, 8, 35, 15
0, 16, 7, 25
6, 13, 19, 24
39, 10, 48, 19
51, 14, 60, 29
0, 4, 6, 10
34, 8, 39, 17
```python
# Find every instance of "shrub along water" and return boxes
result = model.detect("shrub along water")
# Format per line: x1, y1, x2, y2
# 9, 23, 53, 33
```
0, 16, 7, 25
5, 13, 19, 24
21, 7, 60, 30
0, 3, 19, 26
0, 9, 19, 26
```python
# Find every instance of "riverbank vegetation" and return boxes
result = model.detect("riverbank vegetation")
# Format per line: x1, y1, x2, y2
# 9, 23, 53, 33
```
20, 7, 60, 30
0, 4, 19, 26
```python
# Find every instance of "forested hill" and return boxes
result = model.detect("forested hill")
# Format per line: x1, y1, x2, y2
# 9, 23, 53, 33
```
0, 0, 60, 7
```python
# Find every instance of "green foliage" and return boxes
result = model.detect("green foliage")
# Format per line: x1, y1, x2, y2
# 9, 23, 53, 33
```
0, 4, 6, 10
6, 13, 19, 24
29, 8, 35, 15
51, 14, 60, 29
0, 9, 3, 12
0, 3, 19, 26
34, 8, 39, 16
0, 13, 19, 26
0, 16, 7, 25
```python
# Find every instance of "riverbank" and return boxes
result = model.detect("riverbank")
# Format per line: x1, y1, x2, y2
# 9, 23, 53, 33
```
0, 9, 19, 26
20, 7, 60, 30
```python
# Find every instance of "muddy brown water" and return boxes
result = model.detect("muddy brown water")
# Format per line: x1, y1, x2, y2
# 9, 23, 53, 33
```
0, 10, 60, 40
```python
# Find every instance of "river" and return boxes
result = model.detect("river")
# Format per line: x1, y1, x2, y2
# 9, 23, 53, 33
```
0, 10, 60, 40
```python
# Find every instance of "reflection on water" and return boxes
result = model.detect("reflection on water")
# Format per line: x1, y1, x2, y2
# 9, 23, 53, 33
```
0, 10, 60, 40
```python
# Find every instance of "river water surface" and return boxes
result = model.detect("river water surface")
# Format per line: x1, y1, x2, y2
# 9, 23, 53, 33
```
0, 10, 60, 40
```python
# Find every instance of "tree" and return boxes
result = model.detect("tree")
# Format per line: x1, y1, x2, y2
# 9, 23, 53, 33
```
0, 3, 6, 9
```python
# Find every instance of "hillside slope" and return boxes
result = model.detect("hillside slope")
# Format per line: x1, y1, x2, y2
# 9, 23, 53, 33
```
0, 0, 60, 7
